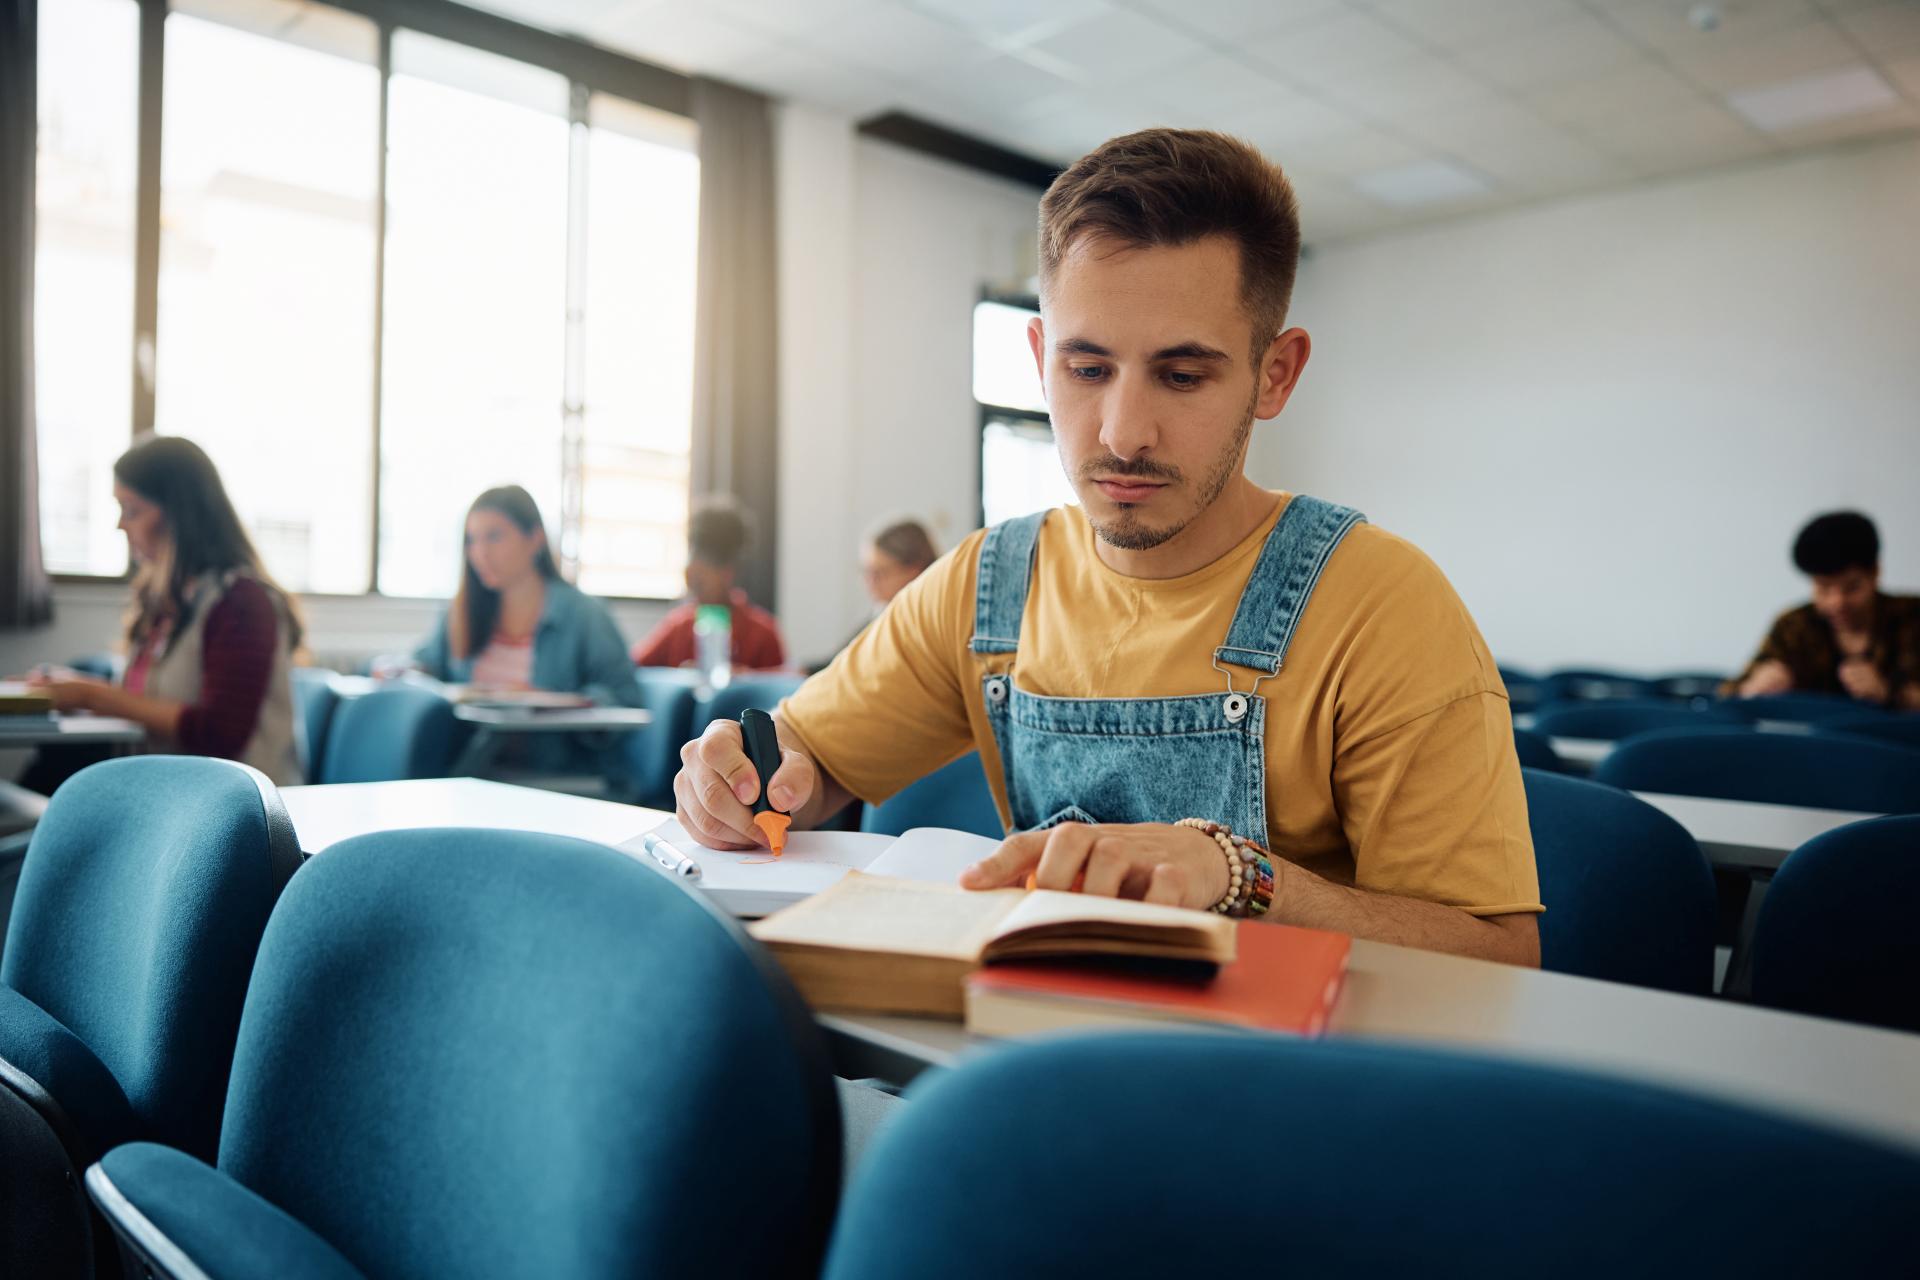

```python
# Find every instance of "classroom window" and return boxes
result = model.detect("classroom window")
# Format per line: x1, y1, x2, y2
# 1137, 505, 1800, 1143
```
157, 4, 381, 594
974, 298, 1072, 525
34, 0, 140, 578
30, 0, 700, 601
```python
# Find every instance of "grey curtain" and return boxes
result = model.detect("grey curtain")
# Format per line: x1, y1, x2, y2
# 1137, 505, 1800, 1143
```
689, 77, 779, 611
2, 0, 53, 628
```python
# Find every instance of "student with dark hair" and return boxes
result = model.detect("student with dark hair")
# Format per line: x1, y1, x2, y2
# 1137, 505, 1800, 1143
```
1730, 511, 1919, 708
23, 434, 304, 785
412, 485, 638, 707
631, 495, 787, 671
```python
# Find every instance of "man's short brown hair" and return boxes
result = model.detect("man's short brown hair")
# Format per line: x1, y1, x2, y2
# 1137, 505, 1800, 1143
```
1039, 129, 1301, 354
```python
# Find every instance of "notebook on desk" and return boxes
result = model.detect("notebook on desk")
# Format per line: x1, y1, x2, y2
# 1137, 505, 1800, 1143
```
616, 820, 1002, 918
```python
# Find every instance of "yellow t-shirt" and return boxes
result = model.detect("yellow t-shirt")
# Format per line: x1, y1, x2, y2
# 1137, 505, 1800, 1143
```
781, 494, 1541, 917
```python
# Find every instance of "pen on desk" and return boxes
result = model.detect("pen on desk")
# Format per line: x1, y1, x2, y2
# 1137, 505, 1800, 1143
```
641, 831, 702, 880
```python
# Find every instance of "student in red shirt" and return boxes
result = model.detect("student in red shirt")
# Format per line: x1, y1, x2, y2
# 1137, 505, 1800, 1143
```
632, 496, 786, 671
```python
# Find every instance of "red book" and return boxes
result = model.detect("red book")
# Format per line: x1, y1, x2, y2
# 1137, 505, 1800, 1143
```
965, 921, 1349, 1038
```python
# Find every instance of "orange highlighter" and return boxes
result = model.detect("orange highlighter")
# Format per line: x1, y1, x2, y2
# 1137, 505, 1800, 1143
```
740, 708, 791, 855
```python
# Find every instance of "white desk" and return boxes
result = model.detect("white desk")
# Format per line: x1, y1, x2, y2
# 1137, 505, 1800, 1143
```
281, 777, 667, 856
1547, 736, 1610, 771
449, 705, 652, 777
0, 715, 145, 746
827, 937, 1920, 1157
1632, 791, 1880, 872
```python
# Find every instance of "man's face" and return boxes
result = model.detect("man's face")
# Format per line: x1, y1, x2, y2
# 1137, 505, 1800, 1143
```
1811, 565, 1878, 631
1029, 235, 1290, 552
685, 558, 734, 606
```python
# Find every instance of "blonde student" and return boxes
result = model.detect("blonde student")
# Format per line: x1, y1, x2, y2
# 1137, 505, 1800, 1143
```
675, 129, 1540, 965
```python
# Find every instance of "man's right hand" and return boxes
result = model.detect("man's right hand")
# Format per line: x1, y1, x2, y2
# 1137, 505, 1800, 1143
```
1739, 660, 1793, 698
674, 718, 819, 850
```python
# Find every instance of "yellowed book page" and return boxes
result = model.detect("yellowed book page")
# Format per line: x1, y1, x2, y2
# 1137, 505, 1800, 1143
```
990, 891, 1235, 962
748, 873, 1023, 961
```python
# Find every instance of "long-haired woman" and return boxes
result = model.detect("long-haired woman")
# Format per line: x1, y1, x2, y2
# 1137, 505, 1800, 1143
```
411, 485, 638, 706
27, 434, 304, 784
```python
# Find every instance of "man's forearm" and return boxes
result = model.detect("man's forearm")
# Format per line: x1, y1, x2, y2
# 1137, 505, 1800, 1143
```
1270, 861, 1540, 966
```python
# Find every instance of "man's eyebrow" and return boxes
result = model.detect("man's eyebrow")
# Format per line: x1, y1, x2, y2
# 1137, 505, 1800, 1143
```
1151, 342, 1231, 363
1055, 337, 1111, 357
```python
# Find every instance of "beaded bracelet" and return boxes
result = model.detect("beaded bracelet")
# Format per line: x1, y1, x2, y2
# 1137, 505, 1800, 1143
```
1174, 818, 1277, 919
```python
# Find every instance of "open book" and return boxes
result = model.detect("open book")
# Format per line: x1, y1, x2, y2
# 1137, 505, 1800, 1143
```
615, 820, 1004, 918
748, 872, 1237, 1018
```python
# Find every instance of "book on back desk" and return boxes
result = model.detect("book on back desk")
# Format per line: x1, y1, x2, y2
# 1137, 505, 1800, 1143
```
965, 920, 1350, 1038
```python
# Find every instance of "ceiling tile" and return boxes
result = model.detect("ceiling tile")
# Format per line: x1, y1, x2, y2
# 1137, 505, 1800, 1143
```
1027, 9, 1211, 78
1726, 62, 1900, 126
1243, 11, 1428, 89
798, 4, 985, 77
590, 2, 778, 74
1148, 52, 1295, 115
911, 51, 1077, 112
1667, 19, 1860, 91
726, 43, 907, 116
1455, 11, 1643, 91
1523, 62, 1707, 128
1589, 100, 1776, 171
1365, 0, 1584, 52
1124, 0, 1349, 40
1589, 0, 1822, 54
908, 0, 1113, 47
1352, 156, 1493, 206
698, 0, 883, 40
1317, 51, 1499, 121
1271, 120, 1426, 175
1835, 2, 1920, 58
1761, 96, 1920, 143
1232, 91, 1372, 148
1880, 52, 1920, 96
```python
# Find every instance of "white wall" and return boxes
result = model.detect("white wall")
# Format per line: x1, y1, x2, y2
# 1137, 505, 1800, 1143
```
775, 105, 1039, 661
1250, 134, 1920, 676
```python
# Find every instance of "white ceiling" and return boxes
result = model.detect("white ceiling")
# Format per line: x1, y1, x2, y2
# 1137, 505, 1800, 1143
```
465, 0, 1920, 241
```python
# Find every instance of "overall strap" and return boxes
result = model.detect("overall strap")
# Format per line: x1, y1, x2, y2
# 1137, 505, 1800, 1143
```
1214, 496, 1366, 676
968, 511, 1048, 655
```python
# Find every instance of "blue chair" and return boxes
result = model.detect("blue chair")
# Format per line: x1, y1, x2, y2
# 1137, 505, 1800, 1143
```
1511, 727, 1563, 773
1, 758, 300, 1278
1523, 768, 1716, 993
1823, 711, 1920, 751
66, 653, 118, 681
1497, 665, 1542, 714
1751, 815, 1920, 1033
695, 673, 809, 732
1720, 692, 1886, 724
862, 753, 1004, 839
1652, 671, 1730, 702
85, 829, 843, 1279
316, 685, 460, 784
1538, 668, 1658, 705
288, 667, 340, 783
1595, 726, 1920, 813
620, 669, 704, 809
821, 1035, 1920, 1280
1531, 698, 1745, 742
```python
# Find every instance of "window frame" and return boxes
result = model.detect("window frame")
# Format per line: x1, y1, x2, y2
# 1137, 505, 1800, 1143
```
44, 0, 696, 600
972, 290, 1052, 532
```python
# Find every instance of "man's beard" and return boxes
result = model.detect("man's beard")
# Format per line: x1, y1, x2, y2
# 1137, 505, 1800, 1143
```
1071, 388, 1258, 552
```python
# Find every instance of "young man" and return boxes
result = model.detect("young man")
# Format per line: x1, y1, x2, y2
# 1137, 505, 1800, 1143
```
1729, 512, 1919, 709
632, 495, 787, 672
677, 130, 1540, 965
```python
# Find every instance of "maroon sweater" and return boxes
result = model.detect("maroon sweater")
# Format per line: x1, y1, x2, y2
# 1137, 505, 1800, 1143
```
125, 577, 281, 760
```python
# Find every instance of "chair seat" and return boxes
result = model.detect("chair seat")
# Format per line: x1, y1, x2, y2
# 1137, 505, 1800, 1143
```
90, 1143, 364, 1280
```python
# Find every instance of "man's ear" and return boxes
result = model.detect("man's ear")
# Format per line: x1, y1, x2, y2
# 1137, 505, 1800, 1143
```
1027, 315, 1048, 401
1255, 326, 1311, 421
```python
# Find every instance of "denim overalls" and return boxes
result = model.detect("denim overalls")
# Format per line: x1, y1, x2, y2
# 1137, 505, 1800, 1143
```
972, 496, 1366, 836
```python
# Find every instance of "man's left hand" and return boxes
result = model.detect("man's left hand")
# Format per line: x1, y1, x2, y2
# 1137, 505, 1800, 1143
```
1839, 658, 1889, 704
959, 821, 1232, 912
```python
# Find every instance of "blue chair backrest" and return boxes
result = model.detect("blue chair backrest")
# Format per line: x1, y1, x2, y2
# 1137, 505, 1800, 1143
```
695, 673, 808, 732
1823, 712, 1920, 751
1, 757, 301, 1158
1539, 668, 1658, 704
1511, 728, 1564, 773
288, 668, 340, 781
1523, 768, 1716, 993
1531, 698, 1746, 741
1652, 671, 1730, 702
1720, 692, 1885, 724
1497, 666, 1542, 712
217, 829, 841, 1277
622, 669, 703, 809
1752, 815, 1920, 1033
317, 685, 459, 784
862, 753, 1004, 839
821, 1035, 1920, 1280
1595, 726, 1920, 813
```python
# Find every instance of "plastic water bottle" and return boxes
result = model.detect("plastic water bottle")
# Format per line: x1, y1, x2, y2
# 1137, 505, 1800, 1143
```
694, 604, 732, 692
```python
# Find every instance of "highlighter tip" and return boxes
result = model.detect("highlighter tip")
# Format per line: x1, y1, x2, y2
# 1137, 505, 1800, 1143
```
754, 812, 791, 856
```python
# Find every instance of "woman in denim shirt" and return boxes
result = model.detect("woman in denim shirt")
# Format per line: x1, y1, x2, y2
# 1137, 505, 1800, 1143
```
413, 487, 640, 769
